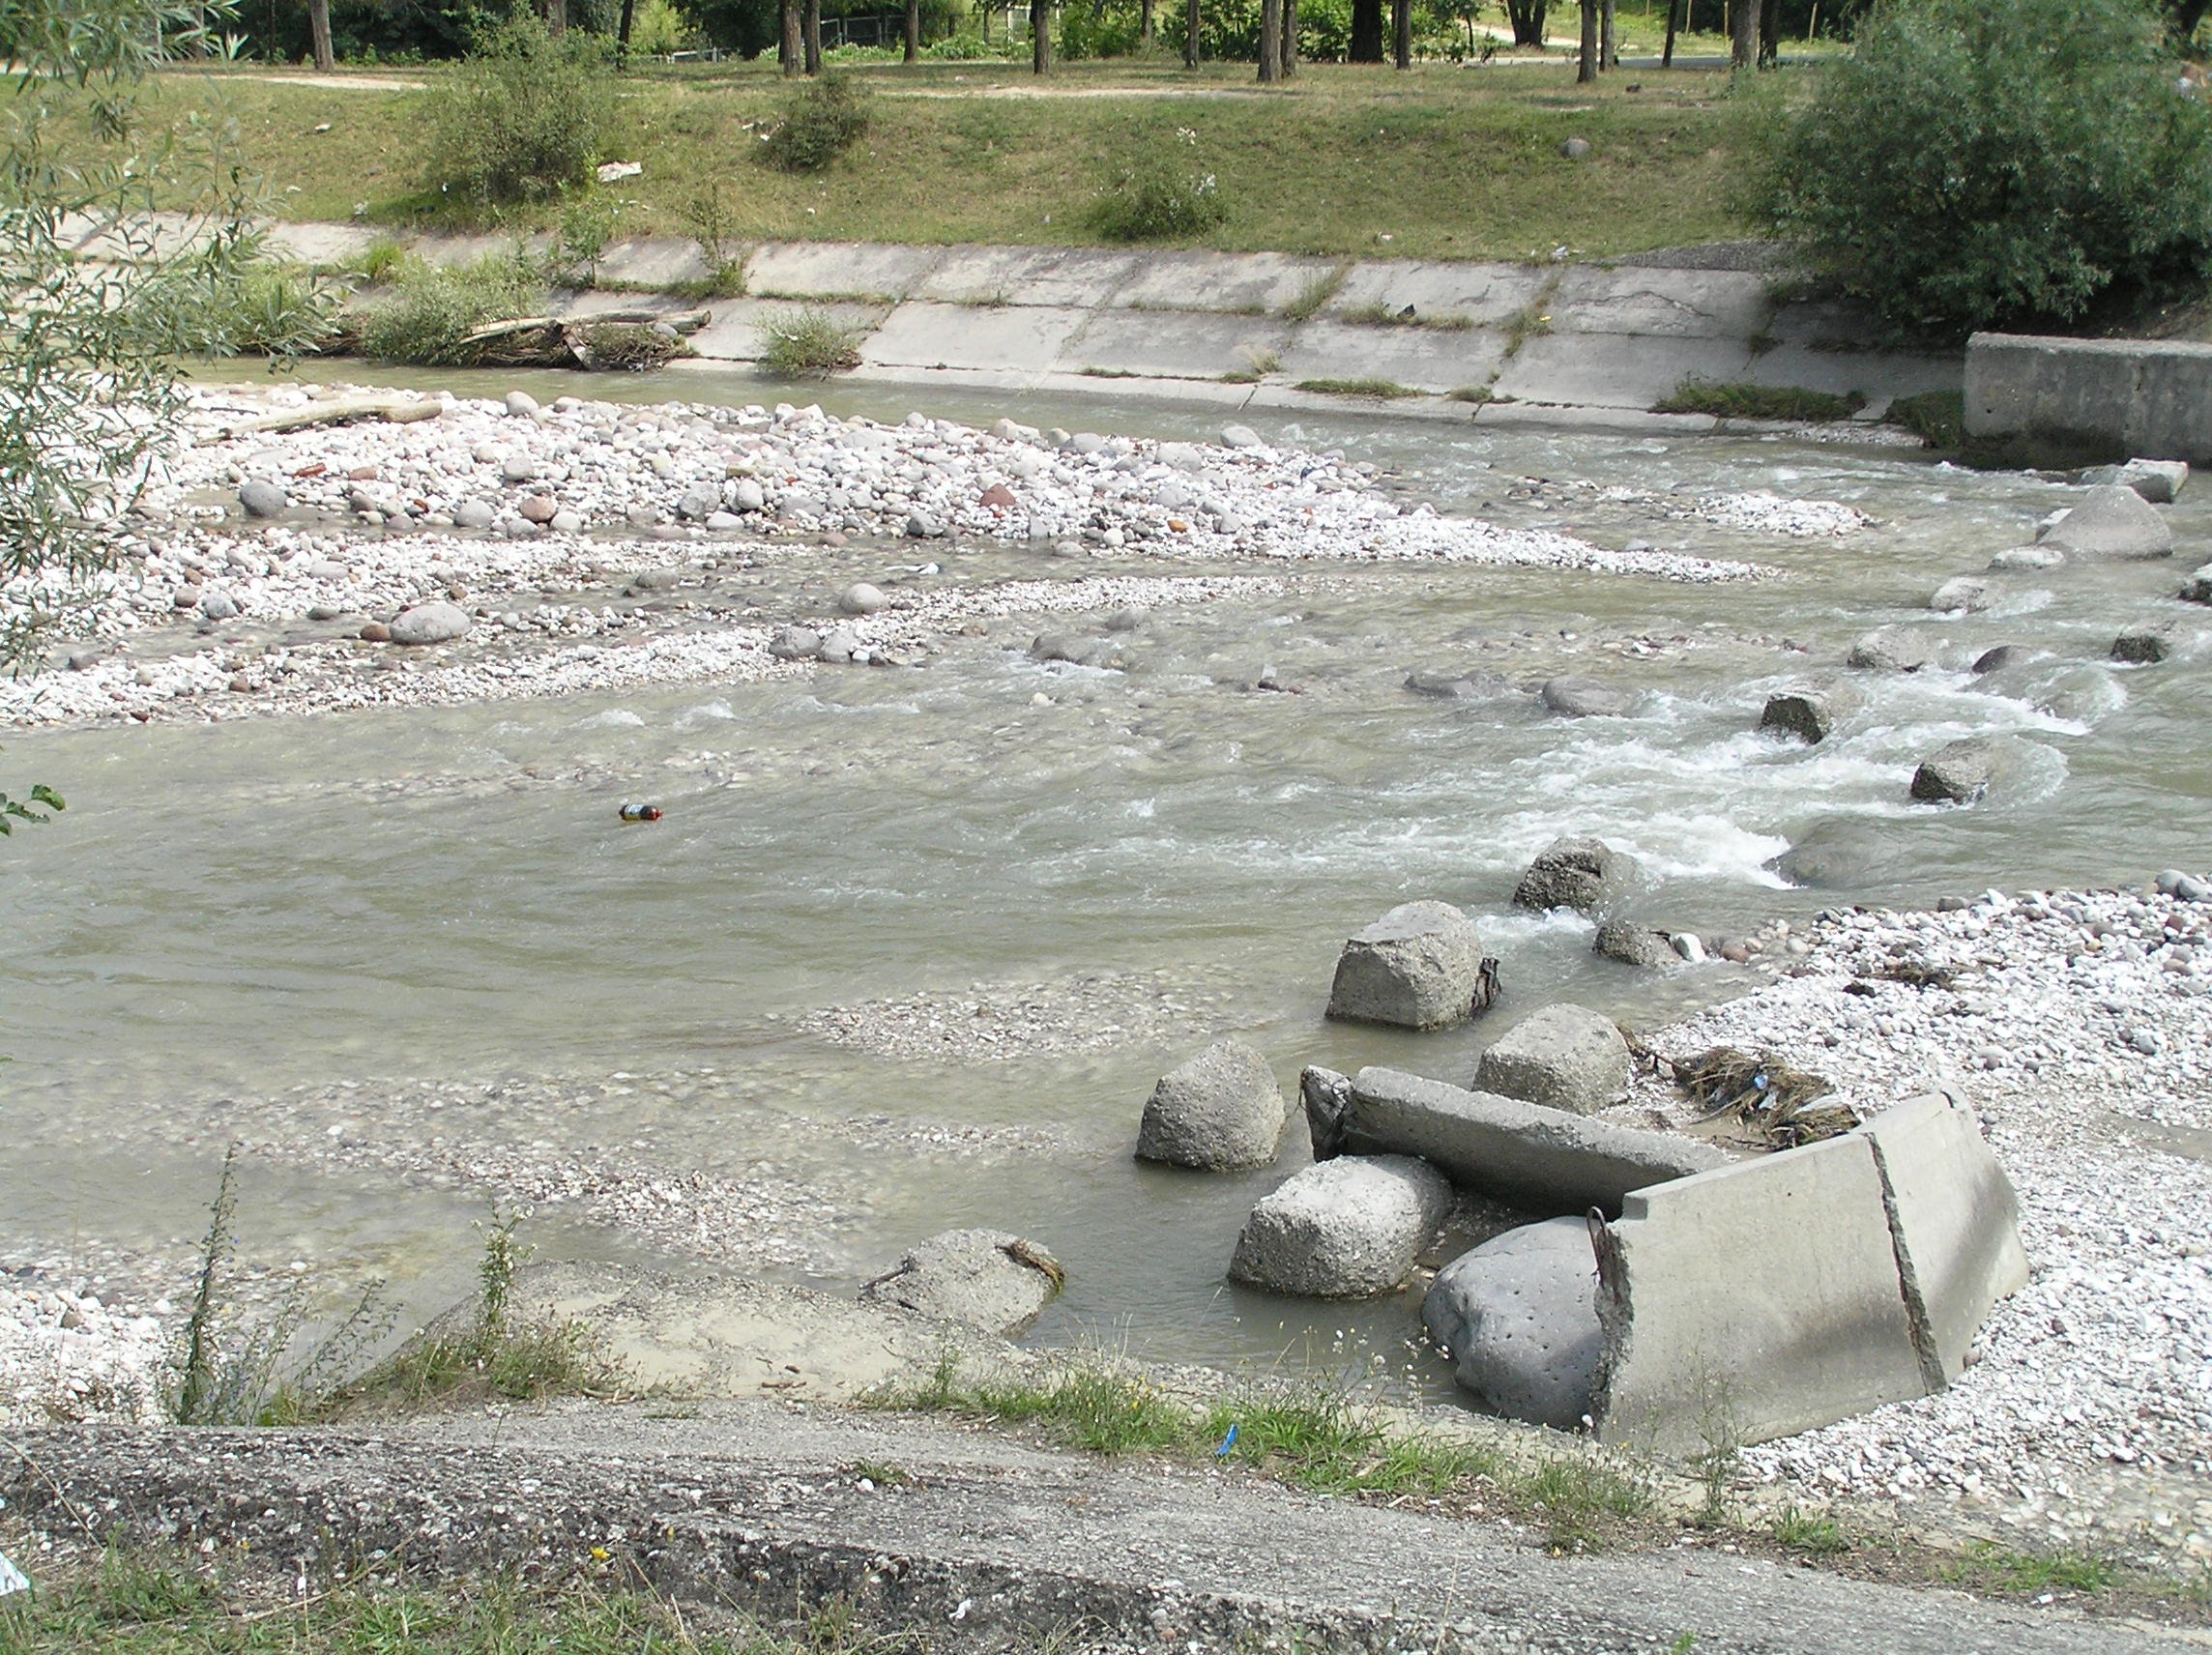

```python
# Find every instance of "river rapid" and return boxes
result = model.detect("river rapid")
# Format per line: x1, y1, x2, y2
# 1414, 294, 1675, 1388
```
5, 368, 2207, 1396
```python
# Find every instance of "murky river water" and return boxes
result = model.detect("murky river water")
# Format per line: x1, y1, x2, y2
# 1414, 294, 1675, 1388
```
6, 368, 2208, 1385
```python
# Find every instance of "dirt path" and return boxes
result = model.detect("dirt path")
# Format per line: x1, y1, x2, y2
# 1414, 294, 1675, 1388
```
3, 1403, 2194, 1654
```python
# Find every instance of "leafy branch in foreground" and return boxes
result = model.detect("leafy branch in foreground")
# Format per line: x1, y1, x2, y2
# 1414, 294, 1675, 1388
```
0, 784, 64, 837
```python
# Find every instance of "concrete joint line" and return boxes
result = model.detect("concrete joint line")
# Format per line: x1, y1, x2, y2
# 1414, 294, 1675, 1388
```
1866, 1132, 1947, 1394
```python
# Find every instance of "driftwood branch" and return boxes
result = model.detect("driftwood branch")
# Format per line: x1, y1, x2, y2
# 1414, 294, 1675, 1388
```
193, 396, 444, 444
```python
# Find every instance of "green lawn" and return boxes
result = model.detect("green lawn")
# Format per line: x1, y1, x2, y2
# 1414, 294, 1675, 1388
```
106, 55, 1779, 262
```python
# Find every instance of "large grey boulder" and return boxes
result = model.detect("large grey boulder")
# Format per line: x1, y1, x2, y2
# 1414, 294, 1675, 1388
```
1424, 1218, 1602, 1430
1845, 626, 1935, 673
1472, 1003, 1630, 1117
387, 601, 472, 646
1590, 1091, 2025, 1456
1759, 684, 1854, 745
1136, 1038, 1287, 1171
1511, 836, 1637, 914
1766, 819, 1893, 888
1313, 1066, 1726, 1216
1227, 1155, 1454, 1298
1591, 919, 1678, 970
1540, 675, 1634, 717
2085, 457, 2189, 503
1325, 901, 1488, 1031
2041, 484, 2174, 559
1910, 737, 1998, 803
859, 1228, 1063, 1333
238, 478, 287, 518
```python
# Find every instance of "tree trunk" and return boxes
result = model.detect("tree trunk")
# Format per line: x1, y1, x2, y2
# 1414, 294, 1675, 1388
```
1758, 0, 1779, 65
1184, 0, 1200, 66
1661, 0, 1680, 67
1033, 0, 1052, 73
905, 0, 920, 60
1280, 0, 1297, 75
1259, 0, 1280, 80
1350, 0, 1382, 59
1142, 0, 1156, 44
617, 0, 637, 63
308, 0, 335, 72
1391, 0, 1410, 67
547, 0, 568, 39
1730, 0, 1755, 69
780, 0, 801, 73
1600, 0, 1615, 65
1503, 0, 1546, 46
1578, 0, 1596, 80
804, 0, 822, 73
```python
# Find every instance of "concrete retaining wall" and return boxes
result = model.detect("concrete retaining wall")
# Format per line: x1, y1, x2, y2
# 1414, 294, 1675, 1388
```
1965, 332, 2212, 466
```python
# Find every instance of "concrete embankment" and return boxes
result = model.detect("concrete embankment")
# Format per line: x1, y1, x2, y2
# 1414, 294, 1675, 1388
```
2, 1406, 2193, 1654
1966, 333, 2212, 467
250, 219, 1964, 430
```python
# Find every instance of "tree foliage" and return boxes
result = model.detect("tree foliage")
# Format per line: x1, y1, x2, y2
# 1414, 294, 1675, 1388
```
422, 14, 616, 208
1759, 0, 2212, 334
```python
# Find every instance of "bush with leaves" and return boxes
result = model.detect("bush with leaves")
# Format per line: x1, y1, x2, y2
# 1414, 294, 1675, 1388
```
1091, 130, 1228, 242
423, 15, 616, 211
360, 252, 547, 365
763, 73, 873, 173
1759, 0, 2212, 335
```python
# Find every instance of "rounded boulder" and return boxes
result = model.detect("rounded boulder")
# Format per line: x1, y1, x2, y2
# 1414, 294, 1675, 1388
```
859, 1229, 1063, 1332
1423, 1217, 1602, 1430
1136, 1038, 1287, 1171
1326, 900, 1487, 1030
1229, 1155, 1454, 1299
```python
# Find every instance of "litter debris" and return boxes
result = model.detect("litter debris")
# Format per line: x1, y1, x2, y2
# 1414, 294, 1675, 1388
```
597, 160, 643, 184
1673, 1044, 1860, 1147
0, 1552, 28, 1597
618, 801, 664, 823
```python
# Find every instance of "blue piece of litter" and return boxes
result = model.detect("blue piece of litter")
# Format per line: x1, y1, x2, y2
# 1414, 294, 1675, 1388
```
1215, 1423, 1238, 1457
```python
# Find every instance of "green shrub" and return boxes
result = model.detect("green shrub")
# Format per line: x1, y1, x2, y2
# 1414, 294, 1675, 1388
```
1886, 388, 1965, 449
424, 15, 615, 211
360, 252, 546, 365
682, 182, 749, 297
762, 73, 872, 173
1653, 379, 1867, 421
1091, 132, 1227, 242
550, 188, 619, 287
132, 237, 342, 367
759, 306, 862, 377
1758, 0, 2212, 335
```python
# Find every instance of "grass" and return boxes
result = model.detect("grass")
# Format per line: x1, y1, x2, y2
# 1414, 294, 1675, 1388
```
1294, 377, 1423, 398
1886, 388, 1965, 450
1447, 384, 1496, 404
1942, 1541, 2118, 1597
758, 306, 864, 378
0, 1551, 879, 1655
1280, 261, 1349, 321
1770, 1502, 1850, 1557
1340, 301, 1474, 331
1652, 378, 1867, 421
80, 58, 1768, 262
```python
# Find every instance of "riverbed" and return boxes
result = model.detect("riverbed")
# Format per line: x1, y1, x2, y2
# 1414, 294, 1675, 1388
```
4, 368, 2207, 1549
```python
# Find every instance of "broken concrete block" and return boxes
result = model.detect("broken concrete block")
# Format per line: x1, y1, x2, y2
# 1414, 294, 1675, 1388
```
1590, 1133, 1927, 1456
1228, 1154, 1454, 1298
1323, 1067, 1727, 1215
1325, 901, 1488, 1031
1471, 1002, 1630, 1116
1860, 1090, 2029, 1384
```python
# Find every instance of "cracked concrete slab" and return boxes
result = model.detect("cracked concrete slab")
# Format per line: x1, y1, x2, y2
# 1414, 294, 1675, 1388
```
1547, 266, 1775, 339
1108, 248, 1337, 314
1058, 308, 1292, 382
861, 300, 1091, 375
747, 241, 948, 301
1493, 333, 1756, 409
1331, 259, 1550, 328
595, 236, 712, 288
1277, 320, 1509, 394
917, 246, 1146, 307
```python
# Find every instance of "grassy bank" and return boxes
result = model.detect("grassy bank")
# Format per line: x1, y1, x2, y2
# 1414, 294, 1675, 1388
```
97, 58, 1770, 262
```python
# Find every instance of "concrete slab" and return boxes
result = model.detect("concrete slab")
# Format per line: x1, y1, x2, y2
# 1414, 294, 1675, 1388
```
685, 299, 889, 363
1472, 401, 1718, 436
547, 291, 705, 322
1028, 370, 1256, 408
1110, 249, 1338, 315
267, 221, 384, 268
1547, 266, 1774, 339
1331, 1067, 1728, 1214
1740, 345, 1960, 405
1860, 1091, 2029, 1383
1277, 319, 1507, 395
1243, 384, 1472, 425
1592, 1133, 1927, 1457
1491, 333, 1754, 410
1766, 294, 1887, 351
596, 236, 712, 288
409, 230, 542, 269
1057, 308, 1290, 382
1332, 260, 1548, 328
861, 300, 1090, 376
918, 245, 1145, 308
746, 240, 947, 301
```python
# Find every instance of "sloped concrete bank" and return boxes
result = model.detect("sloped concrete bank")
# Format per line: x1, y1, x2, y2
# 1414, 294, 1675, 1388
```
1966, 333, 2212, 467
1, 1408, 2193, 1655
255, 220, 1964, 429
